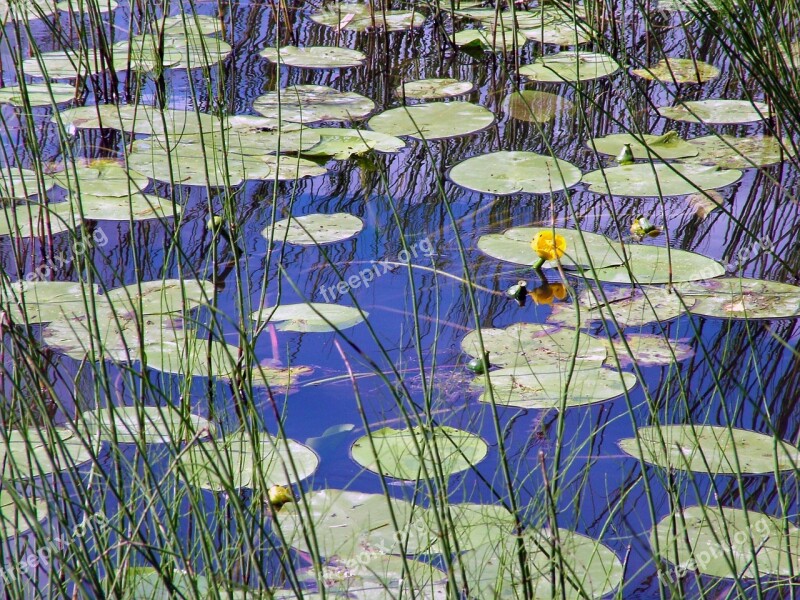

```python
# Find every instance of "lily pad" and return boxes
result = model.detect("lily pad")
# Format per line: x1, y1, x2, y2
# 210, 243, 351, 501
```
56, 0, 117, 12
65, 193, 178, 221
588, 131, 699, 160
581, 244, 726, 284
79, 406, 214, 444
302, 128, 405, 159
267, 213, 364, 245
113, 38, 183, 73
0, 83, 75, 107
143, 337, 237, 377
275, 489, 432, 557
22, 50, 98, 79
519, 19, 592, 46
657, 99, 771, 124
103, 568, 211, 599
519, 52, 621, 82
602, 333, 694, 367
252, 303, 366, 332
619, 425, 800, 473
676, 278, 800, 319
310, 5, 426, 31
174, 431, 318, 491
428, 503, 518, 554
55, 105, 223, 136
260, 46, 366, 68
0, 0, 56, 21
478, 227, 624, 269
368, 101, 494, 140
103, 279, 213, 318
168, 34, 232, 69
52, 161, 150, 197
159, 14, 223, 37
686, 135, 794, 169
249, 364, 313, 391
0, 280, 99, 325
582, 163, 742, 197
0, 201, 80, 238
351, 425, 488, 480
0, 427, 93, 480
0, 491, 48, 539
506, 90, 575, 123
395, 78, 474, 99
450, 151, 582, 195
0, 167, 54, 197
632, 58, 720, 83
253, 85, 375, 124
454, 28, 527, 52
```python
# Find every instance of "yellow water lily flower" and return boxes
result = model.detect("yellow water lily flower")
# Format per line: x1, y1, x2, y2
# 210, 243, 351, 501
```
268, 484, 294, 510
531, 231, 567, 270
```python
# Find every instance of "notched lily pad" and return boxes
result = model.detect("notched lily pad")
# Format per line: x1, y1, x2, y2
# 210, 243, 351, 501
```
582, 163, 742, 197
519, 52, 621, 82
0, 167, 54, 197
302, 128, 405, 159
79, 406, 214, 444
260, 46, 366, 69
368, 101, 494, 140
395, 78, 474, 99
632, 58, 719, 83
0, 427, 92, 480
657, 99, 771, 124
310, 4, 426, 31
0, 280, 99, 325
253, 85, 375, 124
454, 28, 527, 52
52, 160, 150, 197
0, 201, 80, 238
267, 213, 364, 245
579, 244, 726, 284
252, 303, 366, 332
0, 83, 75, 107
588, 131, 698, 160
143, 338, 237, 377
449, 151, 582, 195
676, 278, 800, 319
0, 491, 48, 538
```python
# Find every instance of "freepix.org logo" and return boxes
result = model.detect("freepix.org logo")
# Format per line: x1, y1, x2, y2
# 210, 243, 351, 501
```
319, 238, 434, 303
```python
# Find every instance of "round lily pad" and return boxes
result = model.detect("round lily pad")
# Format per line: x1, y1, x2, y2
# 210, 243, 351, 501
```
657, 99, 771, 124
395, 78, 474, 99
0, 491, 48, 538
351, 425, 488, 480
676, 278, 800, 319
310, 4, 426, 31
0, 83, 75, 107
603, 333, 694, 367
519, 52, 621, 82
588, 131, 698, 160
253, 85, 375, 124
102, 568, 211, 599
450, 151, 582, 195
0, 427, 93, 480
112, 38, 183, 72
368, 101, 494, 140
631, 58, 720, 83
0, 167, 54, 197
519, 19, 592, 46
55, 105, 222, 136
0, 280, 99, 324
454, 28, 527, 52
159, 14, 223, 36
427, 503, 518, 554
167, 33, 232, 69
580, 244, 726, 284
22, 51, 97, 79
686, 135, 794, 169
143, 337, 237, 377
618, 425, 800, 473
0, 0, 56, 20
252, 303, 366, 332
0, 202, 80, 238
174, 431, 318, 491
260, 45, 366, 68
267, 213, 364, 245
103, 279, 213, 318
302, 128, 405, 159
66, 193, 178, 221
56, 0, 117, 12
79, 406, 214, 444
52, 161, 150, 197
506, 90, 574, 123
582, 163, 742, 197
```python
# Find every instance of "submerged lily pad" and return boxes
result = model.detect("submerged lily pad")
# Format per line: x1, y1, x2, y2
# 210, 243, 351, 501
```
603, 333, 694, 367
582, 163, 742, 197
0, 491, 48, 538
310, 4, 426, 31
454, 28, 527, 52
653, 506, 800, 579
449, 151, 582, 195
632, 58, 719, 83
0, 83, 75, 107
0, 427, 92, 480
253, 85, 375, 124
658, 99, 771, 124
368, 101, 494, 140
267, 213, 364, 245
260, 46, 366, 69
351, 425, 488, 480
0, 280, 99, 324
79, 406, 214, 444
395, 78, 474, 99
0, 167, 54, 197
588, 131, 698, 160
519, 52, 621, 82
676, 278, 800, 319
0, 202, 80, 238
252, 303, 366, 332
580, 244, 726, 284
302, 128, 405, 159
619, 425, 800, 473
175, 431, 318, 491
52, 161, 149, 197
506, 90, 574, 123
686, 135, 794, 169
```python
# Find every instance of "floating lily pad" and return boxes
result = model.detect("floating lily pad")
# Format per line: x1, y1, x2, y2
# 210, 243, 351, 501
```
159, 14, 223, 36
580, 244, 726, 284
676, 278, 800, 319
169, 34, 232, 69
310, 4, 426, 31
55, 105, 223, 136
0, 0, 56, 20
52, 161, 150, 197
0, 491, 48, 539
602, 333, 694, 367
632, 58, 719, 83
143, 337, 237, 377
113, 38, 183, 72
395, 78, 474, 99
267, 213, 363, 245
519, 19, 592, 46
657, 99, 771, 124
450, 151, 582, 195
65, 193, 178, 221
0, 427, 93, 480
619, 425, 800, 473
351, 425, 488, 480
428, 503, 518, 554
506, 90, 574, 123
103, 279, 213, 318
175, 431, 318, 491
260, 46, 366, 68
79, 406, 214, 444
22, 50, 98, 79
103, 568, 211, 599
454, 28, 527, 52
582, 163, 742, 197
588, 131, 698, 160
478, 227, 623, 269
655, 0, 722, 10
260, 155, 328, 181
254, 85, 375, 124
249, 364, 313, 391
302, 128, 405, 159
519, 52, 621, 82
0, 280, 99, 325
653, 506, 800, 579
252, 303, 366, 332
56, 0, 117, 13
368, 101, 494, 140
0, 167, 54, 197
0, 201, 80, 238
275, 489, 432, 557
0, 83, 75, 107
686, 135, 794, 169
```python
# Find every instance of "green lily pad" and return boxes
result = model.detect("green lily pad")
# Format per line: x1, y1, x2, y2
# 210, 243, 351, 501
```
79, 406, 214, 444
368, 101, 494, 140
582, 163, 742, 197
174, 430, 318, 491
619, 425, 800, 473
22, 50, 96, 79
275, 489, 432, 557
686, 135, 794, 169
103, 279, 213, 318
450, 151, 582, 195
506, 90, 574, 123
55, 105, 223, 136
519, 51, 621, 82
655, 0, 722, 10
253, 85, 375, 124
248, 364, 313, 392
103, 568, 211, 599
168, 34, 232, 69
428, 503, 518, 554
478, 227, 624, 269
143, 337, 237, 377
519, 19, 592, 46
653, 506, 800, 579
474, 365, 637, 409
0, 280, 99, 325
0, 167, 54, 197
259, 154, 328, 181
0, 427, 93, 480
65, 193, 178, 221
581, 244, 726, 284
676, 277, 800, 319
260, 46, 366, 68
0, 201, 80, 237
0, 0, 56, 21
632, 58, 720, 83
252, 303, 366, 332
602, 333, 694, 367
302, 128, 405, 159
395, 78, 474, 99
159, 14, 223, 36
56, 0, 117, 13
0, 83, 75, 107
657, 99, 771, 124
454, 28, 527, 52
588, 131, 699, 160
351, 425, 488, 480
267, 213, 363, 245
0, 491, 48, 539
112, 38, 183, 72
310, 4, 426, 31
170, 126, 322, 155
52, 160, 149, 197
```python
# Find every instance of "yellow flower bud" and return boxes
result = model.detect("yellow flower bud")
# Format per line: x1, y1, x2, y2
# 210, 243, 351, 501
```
268, 485, 294, 509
